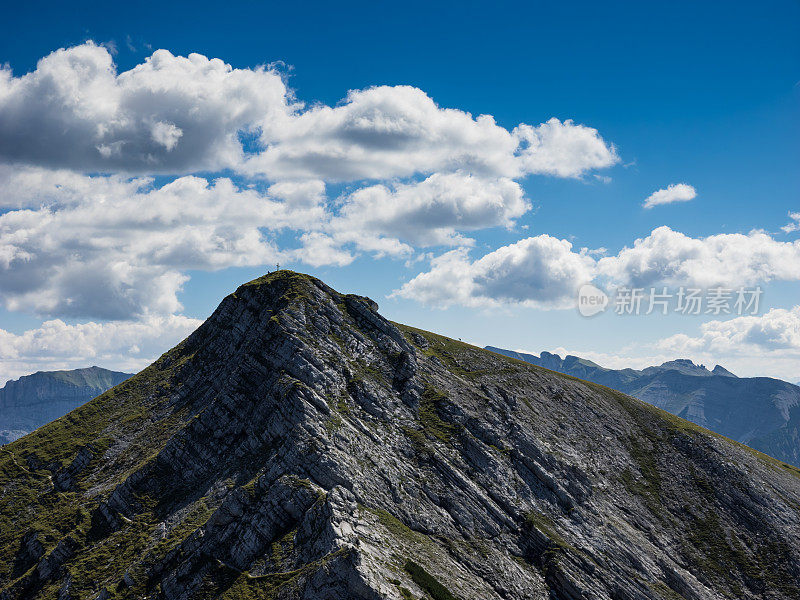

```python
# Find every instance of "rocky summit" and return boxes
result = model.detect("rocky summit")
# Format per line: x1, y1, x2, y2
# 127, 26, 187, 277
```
1, 272, 799, 600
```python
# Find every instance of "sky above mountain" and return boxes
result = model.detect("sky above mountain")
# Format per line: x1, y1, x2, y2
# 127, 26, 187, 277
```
0, 0, 798, 384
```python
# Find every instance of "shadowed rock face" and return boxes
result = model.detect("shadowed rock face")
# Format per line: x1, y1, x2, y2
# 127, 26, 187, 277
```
0, 367, 132, 444
1, 271, 799, 600
487, 348, 800, 467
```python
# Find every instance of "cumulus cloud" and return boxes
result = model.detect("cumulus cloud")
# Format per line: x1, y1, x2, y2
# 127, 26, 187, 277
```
0, 168, 327, 319
330, 173, 529, 252
0, 44, 618, 181
246, 87, 619, 180
597, 226, 800, 289
653, 306, 800, 379
0, 167, 541, 318
246, 85, 518, 180
659, 306, 800, 356
514, 118, 619, 178
294, 233, 355, 267
0, 43, 291, 173
398, 225, 800, 309
0, 314, 201, 386
642, 183, 696, 209
394, 236, 596, 309
781, 211, 800, 234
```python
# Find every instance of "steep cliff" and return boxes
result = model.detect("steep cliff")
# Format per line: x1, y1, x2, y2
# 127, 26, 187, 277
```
1, 272, 798, 600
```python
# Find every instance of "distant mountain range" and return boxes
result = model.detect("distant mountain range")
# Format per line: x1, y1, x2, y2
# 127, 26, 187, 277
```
486, 347, 800, 467
0, 367, 132, 444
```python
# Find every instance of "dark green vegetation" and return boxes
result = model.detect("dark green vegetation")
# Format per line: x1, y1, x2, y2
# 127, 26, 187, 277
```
488, 347, 800, 467
1, 271, 798, 599
0, 366, 132, 444
403, 560, 457, 600
418, 385, 458, 443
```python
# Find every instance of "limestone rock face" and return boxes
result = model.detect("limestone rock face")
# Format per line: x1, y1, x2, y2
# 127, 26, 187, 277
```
1, 271, 799, 600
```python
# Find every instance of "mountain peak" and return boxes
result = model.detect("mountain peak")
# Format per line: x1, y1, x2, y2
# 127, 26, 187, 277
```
0, 366, 131, 445
2, 273, 799, 600
712, 364, 738, 377
239, 268, 321, 291
656, 358, 712, 376
236, 269, 380, 313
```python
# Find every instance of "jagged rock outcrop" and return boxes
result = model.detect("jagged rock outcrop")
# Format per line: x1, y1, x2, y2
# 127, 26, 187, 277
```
1, 271, 799, 600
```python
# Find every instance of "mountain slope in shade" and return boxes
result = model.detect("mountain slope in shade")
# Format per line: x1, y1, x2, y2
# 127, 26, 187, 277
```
486, 348, 800, 467
0, 271, 798, 600
0, 367, 132, 444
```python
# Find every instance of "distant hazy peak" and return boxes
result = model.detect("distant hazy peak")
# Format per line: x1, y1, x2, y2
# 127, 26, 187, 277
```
1, 366, 132, 391
0, 366, 132, 445
654, 358, 713, 377
712, 364, 738, 377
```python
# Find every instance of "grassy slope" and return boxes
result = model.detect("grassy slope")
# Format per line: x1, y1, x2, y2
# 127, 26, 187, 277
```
0, 341, 196, 597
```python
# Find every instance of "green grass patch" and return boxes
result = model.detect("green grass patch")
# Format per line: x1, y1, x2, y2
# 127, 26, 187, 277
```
524, 511, 575, 553
684, 510, 800, 597
360, 505, 433, 548
419, 385, 458, 444
403, 559, 458, 600
218, 547, 351, 600
618, 434, 664, 519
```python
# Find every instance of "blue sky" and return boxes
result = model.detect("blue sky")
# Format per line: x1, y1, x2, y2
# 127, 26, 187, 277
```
0, 0, 798, 383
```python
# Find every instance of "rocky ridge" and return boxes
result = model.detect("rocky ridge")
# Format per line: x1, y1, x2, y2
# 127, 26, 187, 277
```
1, 271, 799, 600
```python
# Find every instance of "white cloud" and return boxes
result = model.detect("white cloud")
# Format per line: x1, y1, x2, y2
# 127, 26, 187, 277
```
0, 168, 327, 319
246, 85, 518, 180
398, 225, 800, 309
293, 233, 354, 267
248, 91, 619, 179
514, 118, 619, 178
267, 179, 326, 208
0, 167, 543, 319
652, 306, 800, 380
781, 211, 800, 234
0, 43, 292, 173
330, 172, 529, 252
597, 226, 800, 288
0, 44, 618, 182
659, 306, 800, 355
151, 121, 183, 151
395, 236, 595, 309
0, 314, 201, 386
642, 183, 696, 209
